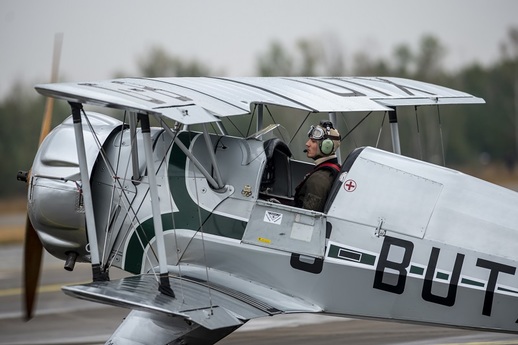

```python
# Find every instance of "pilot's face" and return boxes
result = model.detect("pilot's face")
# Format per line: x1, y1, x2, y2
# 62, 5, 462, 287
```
305, 138, 320, 159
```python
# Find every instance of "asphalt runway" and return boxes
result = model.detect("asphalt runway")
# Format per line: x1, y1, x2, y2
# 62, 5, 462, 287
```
2, 243, 518, 345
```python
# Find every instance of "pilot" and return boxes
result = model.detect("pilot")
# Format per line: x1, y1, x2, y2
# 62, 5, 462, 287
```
294, 121, 342, 212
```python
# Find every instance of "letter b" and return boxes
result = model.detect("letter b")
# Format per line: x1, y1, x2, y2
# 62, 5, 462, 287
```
374, 236, 414, 294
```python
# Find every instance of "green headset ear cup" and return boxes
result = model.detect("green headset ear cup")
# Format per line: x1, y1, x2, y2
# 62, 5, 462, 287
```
320, 138, 334, 155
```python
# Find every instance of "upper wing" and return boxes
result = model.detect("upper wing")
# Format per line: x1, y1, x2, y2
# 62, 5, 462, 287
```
35, 76, 484, 125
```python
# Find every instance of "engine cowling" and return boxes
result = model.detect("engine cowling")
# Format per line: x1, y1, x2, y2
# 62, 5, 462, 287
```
28, 112, 123, 262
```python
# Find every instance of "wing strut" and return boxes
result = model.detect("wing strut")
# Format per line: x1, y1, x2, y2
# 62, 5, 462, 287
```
328, 112, 341, 162
70, 102, 109, 281
139, 113, 175, 297
202, 123, 224, 187
256, 104, 264, 134
129, 112, 141, 183
158, 117, 226, 190
388, 108, 402, 155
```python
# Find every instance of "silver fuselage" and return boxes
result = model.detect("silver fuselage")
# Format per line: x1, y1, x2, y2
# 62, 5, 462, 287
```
29, 112, 518, 334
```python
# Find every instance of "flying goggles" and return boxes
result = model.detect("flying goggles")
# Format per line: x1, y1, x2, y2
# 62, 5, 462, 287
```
307, 122, 341, 141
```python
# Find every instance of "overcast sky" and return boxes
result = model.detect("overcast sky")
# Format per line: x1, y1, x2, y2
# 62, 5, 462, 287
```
1, 0, 517, 100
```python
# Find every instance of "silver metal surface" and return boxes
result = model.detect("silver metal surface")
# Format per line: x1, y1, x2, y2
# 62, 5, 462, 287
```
29, 75, 518, 345
62, 274, 266, 330
35, 77, 485, 123
72, 106, 102, 270
243, 200, 326, 258
28, 112, 123, 261
129, 112, 140, 182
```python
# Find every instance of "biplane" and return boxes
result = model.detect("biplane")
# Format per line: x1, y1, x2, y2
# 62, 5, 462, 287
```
19, 76, 518, 344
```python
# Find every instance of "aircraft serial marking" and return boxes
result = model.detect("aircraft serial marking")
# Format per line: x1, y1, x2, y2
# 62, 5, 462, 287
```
375, 236, 517, 317
327, 237, 518, 320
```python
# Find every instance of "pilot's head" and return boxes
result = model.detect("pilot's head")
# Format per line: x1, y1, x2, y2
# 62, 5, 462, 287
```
305, 120, 341, 160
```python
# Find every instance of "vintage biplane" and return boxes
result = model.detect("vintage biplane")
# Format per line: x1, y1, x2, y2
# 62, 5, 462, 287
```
19, 76, 518, 344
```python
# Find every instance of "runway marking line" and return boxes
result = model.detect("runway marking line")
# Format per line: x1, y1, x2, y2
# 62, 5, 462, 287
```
436, 341, 518, 345
0, 282, 87, 297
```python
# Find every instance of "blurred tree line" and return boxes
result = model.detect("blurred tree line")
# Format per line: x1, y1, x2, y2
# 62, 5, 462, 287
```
3, 29, 518, 198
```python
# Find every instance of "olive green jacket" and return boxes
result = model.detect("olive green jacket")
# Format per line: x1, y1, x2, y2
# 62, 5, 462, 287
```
294, 157, 340, 212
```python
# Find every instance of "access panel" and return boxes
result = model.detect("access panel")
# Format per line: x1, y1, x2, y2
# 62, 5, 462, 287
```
242, 200, 326, 258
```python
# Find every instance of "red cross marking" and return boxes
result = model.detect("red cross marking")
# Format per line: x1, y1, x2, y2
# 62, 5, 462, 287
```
344, 179, 357, 192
